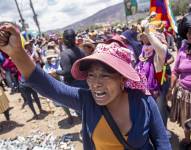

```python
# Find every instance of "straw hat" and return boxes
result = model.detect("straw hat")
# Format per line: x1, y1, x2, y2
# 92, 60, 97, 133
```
47, 41, 56, 47
45, 49, 58, 60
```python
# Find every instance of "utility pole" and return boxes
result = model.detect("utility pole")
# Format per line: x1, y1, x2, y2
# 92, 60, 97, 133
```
123, 0, 129, 26
29, 0, 41, 36
14, 0, 26, 31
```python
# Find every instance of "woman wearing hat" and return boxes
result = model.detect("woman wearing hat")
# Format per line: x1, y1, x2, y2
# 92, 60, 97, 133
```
80, 39, 95, 56
137, 18, 175, 132
170, 13, 191, 147
43, 50, 61, 80
0, 23, 171, 149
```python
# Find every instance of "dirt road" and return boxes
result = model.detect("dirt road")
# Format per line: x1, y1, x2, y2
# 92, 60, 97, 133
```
0, 90, 83, 149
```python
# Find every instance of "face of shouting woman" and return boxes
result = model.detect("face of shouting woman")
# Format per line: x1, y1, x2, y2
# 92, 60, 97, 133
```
86, 62, 125, 106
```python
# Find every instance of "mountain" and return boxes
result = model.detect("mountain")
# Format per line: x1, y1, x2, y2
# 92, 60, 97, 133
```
65, 3, 126, 30
47, 2, 148, 33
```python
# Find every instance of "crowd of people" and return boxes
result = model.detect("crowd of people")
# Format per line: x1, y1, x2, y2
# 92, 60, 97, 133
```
0, 7, 191, 150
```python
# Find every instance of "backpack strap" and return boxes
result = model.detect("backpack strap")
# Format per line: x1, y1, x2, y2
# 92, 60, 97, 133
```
102, 106, 135, 150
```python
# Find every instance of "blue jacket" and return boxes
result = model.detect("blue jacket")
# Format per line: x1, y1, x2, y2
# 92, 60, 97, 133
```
27, 66, 171, 150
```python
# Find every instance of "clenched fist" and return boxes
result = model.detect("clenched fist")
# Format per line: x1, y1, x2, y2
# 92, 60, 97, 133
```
0, 22, 23, 57
0, 30, 10, 46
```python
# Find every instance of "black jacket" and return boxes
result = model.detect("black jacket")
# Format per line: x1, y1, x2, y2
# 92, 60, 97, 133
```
59, 45, 85, 84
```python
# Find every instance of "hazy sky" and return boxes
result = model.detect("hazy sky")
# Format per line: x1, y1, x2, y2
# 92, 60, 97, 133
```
0, 0, 122, 31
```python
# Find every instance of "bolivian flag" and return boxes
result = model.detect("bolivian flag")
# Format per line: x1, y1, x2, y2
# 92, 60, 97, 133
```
124, 0, 138, 16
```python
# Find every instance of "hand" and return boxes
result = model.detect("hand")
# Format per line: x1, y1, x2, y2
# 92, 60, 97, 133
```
144, 21, 156, 34
49, 70, 57, 77
0, 23, 23, 57
139, 56, 147, 62
166, 87, 174, 101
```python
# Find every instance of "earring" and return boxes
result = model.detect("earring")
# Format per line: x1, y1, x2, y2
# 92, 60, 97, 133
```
121, 84, 125, 91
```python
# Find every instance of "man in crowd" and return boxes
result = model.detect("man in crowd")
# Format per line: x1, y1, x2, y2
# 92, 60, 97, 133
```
57, 29, 87, 124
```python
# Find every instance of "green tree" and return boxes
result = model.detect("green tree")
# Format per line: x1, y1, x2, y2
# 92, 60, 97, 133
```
172, 0, 189, 16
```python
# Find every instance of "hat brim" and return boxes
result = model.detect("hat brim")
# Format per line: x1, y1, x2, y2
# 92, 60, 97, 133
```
82, 43, 95, 48
71, 53, 140, 81
45, 54, 58, 60
105, 35, 128, 48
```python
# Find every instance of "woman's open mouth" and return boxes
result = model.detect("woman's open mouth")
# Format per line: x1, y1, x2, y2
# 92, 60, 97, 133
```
94, 91, 107, 99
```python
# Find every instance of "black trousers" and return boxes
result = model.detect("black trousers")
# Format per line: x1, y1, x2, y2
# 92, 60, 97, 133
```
19, 83, 42, 115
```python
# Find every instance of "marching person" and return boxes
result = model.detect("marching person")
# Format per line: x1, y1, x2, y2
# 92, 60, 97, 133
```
58, 29, 87, 124
0, 23, 171, 150
170, 13, 191, 148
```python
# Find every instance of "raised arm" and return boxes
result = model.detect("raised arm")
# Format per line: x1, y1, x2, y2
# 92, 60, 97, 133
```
144, 22, 167, 62
0, 23, 85, 112
146, 33, 167, 62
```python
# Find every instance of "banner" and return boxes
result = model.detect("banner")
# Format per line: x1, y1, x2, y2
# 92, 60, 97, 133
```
150, 0, 177, 32
124, 0, 138, 16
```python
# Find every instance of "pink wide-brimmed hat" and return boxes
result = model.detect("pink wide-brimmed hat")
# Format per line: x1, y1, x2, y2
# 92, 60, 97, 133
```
71, 42, 140, 82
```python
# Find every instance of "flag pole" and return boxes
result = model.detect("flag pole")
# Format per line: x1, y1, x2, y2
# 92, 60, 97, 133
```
123, 0, 128, 25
